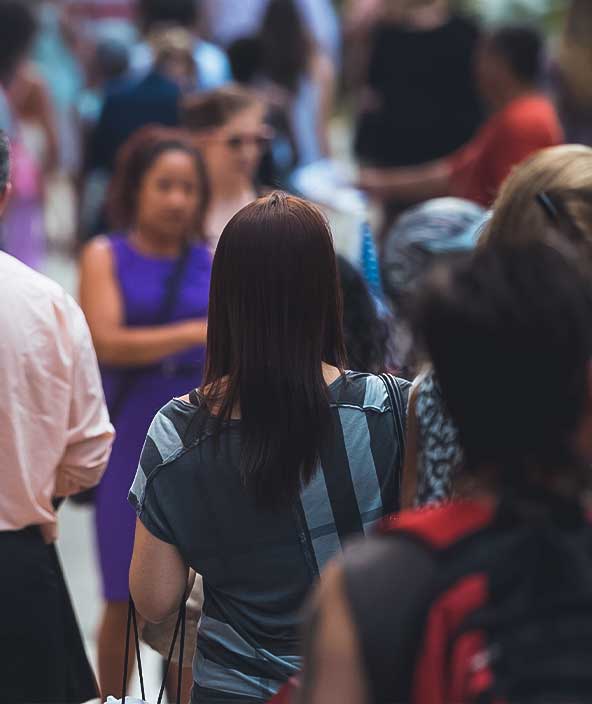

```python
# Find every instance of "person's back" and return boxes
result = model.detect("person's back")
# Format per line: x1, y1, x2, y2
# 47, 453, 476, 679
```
130, 370, 406, 700
128, 192, 409, 703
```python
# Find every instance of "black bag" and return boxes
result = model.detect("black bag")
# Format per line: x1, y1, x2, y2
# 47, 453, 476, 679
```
71, 244, 192, 506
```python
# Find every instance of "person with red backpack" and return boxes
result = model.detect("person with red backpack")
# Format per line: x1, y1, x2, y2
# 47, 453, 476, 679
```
301, 241, 592, 704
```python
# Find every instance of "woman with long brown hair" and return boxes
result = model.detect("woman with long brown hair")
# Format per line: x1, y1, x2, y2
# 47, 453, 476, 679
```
128, 192, 409, 703
79, 125, 211, 697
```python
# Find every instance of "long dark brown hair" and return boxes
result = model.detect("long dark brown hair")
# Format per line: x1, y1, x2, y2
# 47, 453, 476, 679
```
202, 192, 346, 507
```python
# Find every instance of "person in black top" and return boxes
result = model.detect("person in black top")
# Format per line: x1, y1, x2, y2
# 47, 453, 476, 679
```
355, 0, 483, 167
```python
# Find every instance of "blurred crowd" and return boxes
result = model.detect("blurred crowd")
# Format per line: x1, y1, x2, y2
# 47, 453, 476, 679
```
5, 1, 592, 704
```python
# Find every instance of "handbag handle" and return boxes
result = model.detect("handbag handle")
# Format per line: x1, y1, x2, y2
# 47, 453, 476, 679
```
121, 595, 187, 704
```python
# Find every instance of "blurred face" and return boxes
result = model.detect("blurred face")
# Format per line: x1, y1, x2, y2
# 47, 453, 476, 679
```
200, 104, 269, 182
475, 40, 507, 107
136, 149, 201, 241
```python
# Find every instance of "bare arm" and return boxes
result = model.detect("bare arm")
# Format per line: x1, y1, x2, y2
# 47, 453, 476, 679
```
130, 519, 194, 623
300, 562, 369, 704
358, 158, 452, 203
312, 52, 335, 159
79, 237, 207, 367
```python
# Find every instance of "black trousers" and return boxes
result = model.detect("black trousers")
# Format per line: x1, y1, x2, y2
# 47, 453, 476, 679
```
0, 526, 67, 704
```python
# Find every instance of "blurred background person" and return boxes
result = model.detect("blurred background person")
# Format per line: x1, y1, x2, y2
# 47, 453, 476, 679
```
359, 24, 563, 216
551, 0, 592, 145
202, 0, 340, 65
337, 254, 393, 375
225, 0, 337, 177
0, 130, 114, 704
244, 0, 335, 170
354, 0, 483, 170
130, 0, 231, 91
303, 241, 592, 704
182, 86, 269, 252
0, 0, 48, 270
84, 25, 198, 239
403, 144, 592, 508
79, 127, 211, 698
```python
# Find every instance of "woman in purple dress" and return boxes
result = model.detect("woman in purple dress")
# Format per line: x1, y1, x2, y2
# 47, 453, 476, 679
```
79, 126, 211, 698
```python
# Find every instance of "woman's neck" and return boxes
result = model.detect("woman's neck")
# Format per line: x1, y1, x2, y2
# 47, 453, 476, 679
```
129, 229, 184, 257
209, 169, 256, 201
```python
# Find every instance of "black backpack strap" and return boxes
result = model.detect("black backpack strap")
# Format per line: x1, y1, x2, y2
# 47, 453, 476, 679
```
341, 534, 436, 704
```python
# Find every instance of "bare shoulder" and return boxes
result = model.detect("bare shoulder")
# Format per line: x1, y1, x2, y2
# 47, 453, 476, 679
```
79, 236, 113, 272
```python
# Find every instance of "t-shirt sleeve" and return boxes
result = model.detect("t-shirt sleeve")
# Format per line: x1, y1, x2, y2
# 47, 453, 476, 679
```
128, 408, 181, 544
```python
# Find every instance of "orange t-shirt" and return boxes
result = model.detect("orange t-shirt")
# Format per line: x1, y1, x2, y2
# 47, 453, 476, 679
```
449, 93, 564, 207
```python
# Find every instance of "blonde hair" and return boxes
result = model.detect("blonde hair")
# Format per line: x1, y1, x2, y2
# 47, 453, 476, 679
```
480, 145, 592, 258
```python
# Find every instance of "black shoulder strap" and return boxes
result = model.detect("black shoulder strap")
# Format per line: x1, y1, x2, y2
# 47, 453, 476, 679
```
380, 373, 407, 508
157, 242, 192, 325
379, 374, 407, 452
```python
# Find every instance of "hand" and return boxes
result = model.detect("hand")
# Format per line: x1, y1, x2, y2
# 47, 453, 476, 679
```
40, 523, 58, 544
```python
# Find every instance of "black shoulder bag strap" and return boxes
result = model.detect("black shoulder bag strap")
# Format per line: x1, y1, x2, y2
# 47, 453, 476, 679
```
121, 595, 187, 704
380, 373, 407, 511
109, 242, 193, 422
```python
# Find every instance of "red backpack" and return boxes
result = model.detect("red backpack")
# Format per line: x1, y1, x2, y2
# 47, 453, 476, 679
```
346, 499, 592, 703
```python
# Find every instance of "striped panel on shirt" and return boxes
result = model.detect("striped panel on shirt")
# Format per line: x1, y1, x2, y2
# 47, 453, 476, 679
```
297, 373, 403, 573
128, 400, 192, 512
194, 615, 300, 699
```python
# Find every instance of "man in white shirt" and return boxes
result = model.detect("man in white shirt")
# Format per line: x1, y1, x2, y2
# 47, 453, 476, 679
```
0, 129, 114, 703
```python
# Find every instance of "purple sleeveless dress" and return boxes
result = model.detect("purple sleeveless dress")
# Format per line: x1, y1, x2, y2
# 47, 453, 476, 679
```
95, 235, 211, 601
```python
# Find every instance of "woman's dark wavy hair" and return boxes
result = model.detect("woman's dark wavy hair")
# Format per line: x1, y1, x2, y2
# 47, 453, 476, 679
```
337, 256, 390, 374
259, 0, 311, 94
202, 192, 346, 507
415, 242, 592, 497
108, 125, 209, 236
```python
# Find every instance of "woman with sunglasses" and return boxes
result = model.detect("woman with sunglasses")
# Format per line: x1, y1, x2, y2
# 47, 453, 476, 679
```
182, 85, 271, 253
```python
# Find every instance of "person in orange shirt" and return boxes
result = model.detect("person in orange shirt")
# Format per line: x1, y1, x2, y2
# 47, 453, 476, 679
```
359, 25, 564, 208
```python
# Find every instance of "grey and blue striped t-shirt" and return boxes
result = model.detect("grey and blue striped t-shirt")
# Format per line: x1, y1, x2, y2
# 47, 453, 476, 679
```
128, 371, 409, 703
